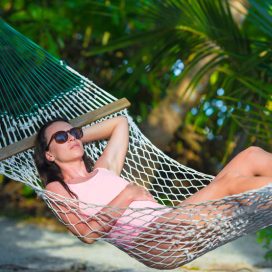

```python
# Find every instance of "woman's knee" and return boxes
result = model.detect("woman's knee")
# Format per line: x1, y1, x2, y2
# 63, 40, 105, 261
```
241, 146, 264, 159
234, 146, 264, 169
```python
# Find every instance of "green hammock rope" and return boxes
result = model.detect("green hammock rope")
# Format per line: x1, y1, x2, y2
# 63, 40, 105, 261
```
0, 19, 84, 117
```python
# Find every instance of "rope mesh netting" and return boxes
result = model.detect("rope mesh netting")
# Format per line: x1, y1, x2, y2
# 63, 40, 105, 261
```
0, 19, 272, 270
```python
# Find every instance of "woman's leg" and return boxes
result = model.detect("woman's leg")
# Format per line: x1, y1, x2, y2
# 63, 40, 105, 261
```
182, 174, 272, 205
181, 146, 272, 205
133, 174, 272, 269
215, 146, 272, 178
132, 147, 272, 269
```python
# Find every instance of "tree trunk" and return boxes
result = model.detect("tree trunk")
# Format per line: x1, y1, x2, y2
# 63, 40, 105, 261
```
139, 58, 211, 150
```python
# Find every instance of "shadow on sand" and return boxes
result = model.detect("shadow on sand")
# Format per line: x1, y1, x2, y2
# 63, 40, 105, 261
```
0, 217, 136, 272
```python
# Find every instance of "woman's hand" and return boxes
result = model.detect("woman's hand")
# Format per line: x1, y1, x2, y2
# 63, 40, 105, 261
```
123, 182, 156, 202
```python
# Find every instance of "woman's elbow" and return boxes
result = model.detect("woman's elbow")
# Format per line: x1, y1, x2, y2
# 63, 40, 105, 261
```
80, 236, 96, 244
80, 229, 101, 244
119, 116, 128, 126
70, 226, 97, 244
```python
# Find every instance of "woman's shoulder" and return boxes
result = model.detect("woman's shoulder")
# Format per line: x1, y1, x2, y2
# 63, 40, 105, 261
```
45, 181, 71, 197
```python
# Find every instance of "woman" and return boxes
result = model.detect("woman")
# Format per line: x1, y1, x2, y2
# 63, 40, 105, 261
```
34, 115, 272, 267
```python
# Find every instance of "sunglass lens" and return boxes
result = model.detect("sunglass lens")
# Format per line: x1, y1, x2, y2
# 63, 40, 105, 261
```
70, 127, 83, 139
54, 131, 68, 143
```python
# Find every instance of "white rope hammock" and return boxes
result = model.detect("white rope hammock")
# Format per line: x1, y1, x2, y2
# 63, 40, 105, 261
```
0, 19, 272, 270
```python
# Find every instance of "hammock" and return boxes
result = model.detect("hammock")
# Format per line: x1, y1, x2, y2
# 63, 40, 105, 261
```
0, 19, 272, 270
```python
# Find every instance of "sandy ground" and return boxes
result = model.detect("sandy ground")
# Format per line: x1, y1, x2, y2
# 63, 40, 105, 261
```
0, 216, 272, 272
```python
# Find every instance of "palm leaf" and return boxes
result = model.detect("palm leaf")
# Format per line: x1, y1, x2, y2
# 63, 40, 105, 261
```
87, 0, 272, 145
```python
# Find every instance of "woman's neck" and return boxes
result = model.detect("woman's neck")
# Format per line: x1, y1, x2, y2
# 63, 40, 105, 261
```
59, 160, 90, 182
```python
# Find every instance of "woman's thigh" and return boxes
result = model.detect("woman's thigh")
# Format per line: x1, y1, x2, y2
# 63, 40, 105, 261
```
180, 173, 234, 205
181, 173, 272, 205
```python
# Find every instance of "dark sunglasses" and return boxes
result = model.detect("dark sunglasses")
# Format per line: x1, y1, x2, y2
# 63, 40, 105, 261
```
46, 127, 83, 150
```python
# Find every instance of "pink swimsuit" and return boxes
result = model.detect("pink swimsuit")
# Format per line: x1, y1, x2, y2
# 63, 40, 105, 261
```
67, 167, 170, 248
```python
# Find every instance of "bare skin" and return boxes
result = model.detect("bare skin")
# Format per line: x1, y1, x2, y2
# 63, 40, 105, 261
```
44, 117, 156, 242
182, 146, 272, 205
43, 117, 272, 246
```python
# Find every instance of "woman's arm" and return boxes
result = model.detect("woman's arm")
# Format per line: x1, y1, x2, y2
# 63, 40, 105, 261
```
82, 182, 154, 244
81, 116, 128, 143
46, 181, 155, 244
82, 116, 129, 176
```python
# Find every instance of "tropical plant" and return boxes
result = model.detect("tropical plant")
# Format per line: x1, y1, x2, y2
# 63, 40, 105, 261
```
87, 0, 272, 157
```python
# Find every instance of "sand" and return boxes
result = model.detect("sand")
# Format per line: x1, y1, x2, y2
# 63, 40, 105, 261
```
0, 216, 272, 272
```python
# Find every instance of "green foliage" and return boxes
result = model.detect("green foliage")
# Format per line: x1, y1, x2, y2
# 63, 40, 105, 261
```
21, 185, 35, 198
257, 227, 272, 260
86, 0, 272, 148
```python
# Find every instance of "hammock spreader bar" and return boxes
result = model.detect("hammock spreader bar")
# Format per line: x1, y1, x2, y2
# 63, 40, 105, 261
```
0, 98, 130, 161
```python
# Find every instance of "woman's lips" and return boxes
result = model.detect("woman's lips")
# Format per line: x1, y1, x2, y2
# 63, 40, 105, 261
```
70, 144, 80, 149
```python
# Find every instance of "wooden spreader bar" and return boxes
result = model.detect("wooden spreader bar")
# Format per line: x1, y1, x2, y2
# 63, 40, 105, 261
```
0, 98, 130, 161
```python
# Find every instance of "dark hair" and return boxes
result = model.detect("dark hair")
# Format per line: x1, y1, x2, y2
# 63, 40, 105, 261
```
34, 117, 94, 198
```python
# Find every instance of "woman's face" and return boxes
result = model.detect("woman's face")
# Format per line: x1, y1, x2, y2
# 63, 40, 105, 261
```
44, 121, 84, 164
